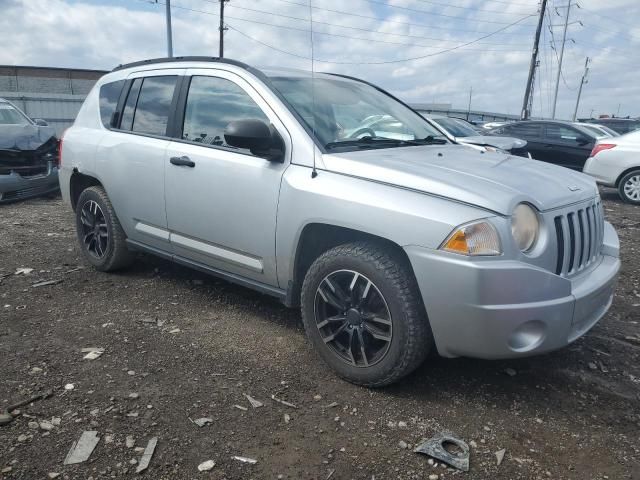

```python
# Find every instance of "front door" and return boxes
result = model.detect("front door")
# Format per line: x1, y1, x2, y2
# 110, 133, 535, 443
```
542, 124, 593, 170
164, 70, 291, 287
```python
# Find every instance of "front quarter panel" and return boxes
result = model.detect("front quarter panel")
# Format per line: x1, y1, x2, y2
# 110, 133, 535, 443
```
276, 165, 496, 287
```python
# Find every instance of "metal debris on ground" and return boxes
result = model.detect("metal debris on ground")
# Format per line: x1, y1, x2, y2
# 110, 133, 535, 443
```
198, 460, 216, 471
82, 347, 105, 360
495, 448, 506, 466
271, 395, 297, 408
234, 405, 248, 411
135, 437, 158, 473
14, 268, 34, 275
0, 390, 53, 426
325, 402, 339, 408
414, 434, 470, 472
64, 431, 101, 465
232, 455, 257, 464
193, 417, 213, 427
32, 279, 63, 288
326, 469, 335, 479
244, 394, 264, 408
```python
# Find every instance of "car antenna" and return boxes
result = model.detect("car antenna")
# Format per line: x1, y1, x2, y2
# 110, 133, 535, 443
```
309, 0, 318, 179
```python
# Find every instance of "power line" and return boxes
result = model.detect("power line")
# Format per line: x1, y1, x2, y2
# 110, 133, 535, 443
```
357, 0, 538, 25
381, 0, 536, 16
231, 0, 536, 36
151, 1, 532, 54
223, 1, 533, 46
227, 13, 536, 64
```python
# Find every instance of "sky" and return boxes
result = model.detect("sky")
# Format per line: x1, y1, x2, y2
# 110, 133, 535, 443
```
0, 0, 638, 119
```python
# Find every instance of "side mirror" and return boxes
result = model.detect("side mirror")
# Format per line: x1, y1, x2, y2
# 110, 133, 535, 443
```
224, 119, 284, 162
34, 118, 48, 127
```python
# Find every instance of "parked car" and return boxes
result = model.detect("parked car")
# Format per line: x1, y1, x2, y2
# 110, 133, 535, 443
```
0, 98, 59, 203
583, 129, 640, 204
424, 114, 527, 154
488, 120, 597, 170
576, 123, 618, 139
583, 118, 640, 135
59, 57, 620, 386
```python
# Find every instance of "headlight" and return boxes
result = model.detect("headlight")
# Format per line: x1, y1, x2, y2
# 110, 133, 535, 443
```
511, 203, 539, 252
440, 220, 501, 256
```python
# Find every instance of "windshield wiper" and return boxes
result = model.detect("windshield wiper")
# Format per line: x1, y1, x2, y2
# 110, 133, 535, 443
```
325, 135, 447, 150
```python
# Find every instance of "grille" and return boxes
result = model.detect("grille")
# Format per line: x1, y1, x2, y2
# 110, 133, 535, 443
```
553, 199, 604, 276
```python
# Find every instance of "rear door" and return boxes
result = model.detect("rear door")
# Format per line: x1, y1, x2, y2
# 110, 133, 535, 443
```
164, 69, 291, 287
504, 122, 544, 159
95, 70, 183, 251
542, 124, 593, 170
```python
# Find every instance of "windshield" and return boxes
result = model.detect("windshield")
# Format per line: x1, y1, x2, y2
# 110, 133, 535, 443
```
0, 103, 30, 126
433, 117, 479, 138
268, 75, 445, 151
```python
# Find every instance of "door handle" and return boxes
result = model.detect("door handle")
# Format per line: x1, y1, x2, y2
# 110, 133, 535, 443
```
170, 156, 195, 167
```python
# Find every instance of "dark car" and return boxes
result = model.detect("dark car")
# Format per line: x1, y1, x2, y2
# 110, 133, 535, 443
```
487, 120, 597, 170
583, 118, 640, 135
0, 98, 59, 203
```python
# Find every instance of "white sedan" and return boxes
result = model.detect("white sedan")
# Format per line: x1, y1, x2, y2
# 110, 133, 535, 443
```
583, 129, 640, 204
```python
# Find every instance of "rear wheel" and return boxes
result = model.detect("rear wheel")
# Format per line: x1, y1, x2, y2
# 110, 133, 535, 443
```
301, 242, 432, 387
75, 186, 135, 271
618, 169, 640, 204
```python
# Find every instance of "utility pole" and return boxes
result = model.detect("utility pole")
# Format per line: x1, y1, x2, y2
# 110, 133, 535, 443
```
467, 86, 472, 121
164, 0, 173, 57
219, 0, 228, 58
572, 57, 590, 121
551, 2, 572, 119
521, 0, 547, 120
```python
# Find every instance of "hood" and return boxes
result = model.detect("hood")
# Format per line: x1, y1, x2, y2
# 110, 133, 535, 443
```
457, 135, 527, 151
0, 124, 57, 152
322, 145, 597, 215
0, 124, 58, 173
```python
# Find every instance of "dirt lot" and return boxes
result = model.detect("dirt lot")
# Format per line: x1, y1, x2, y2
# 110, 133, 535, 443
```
1, 190, 639, 480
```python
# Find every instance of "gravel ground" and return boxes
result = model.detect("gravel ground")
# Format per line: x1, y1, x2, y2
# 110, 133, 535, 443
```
1, 189, 639, 480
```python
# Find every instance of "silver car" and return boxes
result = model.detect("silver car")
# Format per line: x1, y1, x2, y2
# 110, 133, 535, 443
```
59, 58, 620, 386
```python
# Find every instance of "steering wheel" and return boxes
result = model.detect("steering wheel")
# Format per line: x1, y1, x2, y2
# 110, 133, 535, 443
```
348, 127, 377, 139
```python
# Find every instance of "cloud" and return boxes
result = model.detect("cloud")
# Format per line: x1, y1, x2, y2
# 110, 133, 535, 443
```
0, 0, 637, 118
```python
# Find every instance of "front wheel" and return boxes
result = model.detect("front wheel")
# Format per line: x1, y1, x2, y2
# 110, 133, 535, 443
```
301, 242, 432, 387
618, 169, 640, 204
75, 186, 135, 272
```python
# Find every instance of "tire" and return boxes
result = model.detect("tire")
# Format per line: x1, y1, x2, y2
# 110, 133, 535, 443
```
300, 241, 432, 387
618, 169, 640, 205
75, 186, 135, 272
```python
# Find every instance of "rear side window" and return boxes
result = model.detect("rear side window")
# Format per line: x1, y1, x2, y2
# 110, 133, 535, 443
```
131, 76, 177, 136
181, 76, 269, 152
99, 80, 125, 128
509, 123, 541, 138
544, 125, 580, 142
120, 78, 142, 131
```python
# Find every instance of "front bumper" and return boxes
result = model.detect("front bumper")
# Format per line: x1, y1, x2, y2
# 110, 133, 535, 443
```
406, 221, 620, 359
0, 162, 59, 203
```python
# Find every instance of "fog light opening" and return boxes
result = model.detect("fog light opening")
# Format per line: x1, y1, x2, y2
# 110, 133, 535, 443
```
508, 320, 546, 352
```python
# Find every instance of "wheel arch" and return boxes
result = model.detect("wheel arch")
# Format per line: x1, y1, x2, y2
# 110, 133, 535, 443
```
69, 169, 103, 211
615, 166, 640, 188
286, 222, 416, 308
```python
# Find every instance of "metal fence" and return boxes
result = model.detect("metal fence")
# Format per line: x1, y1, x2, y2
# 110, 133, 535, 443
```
0, 65, 107, 135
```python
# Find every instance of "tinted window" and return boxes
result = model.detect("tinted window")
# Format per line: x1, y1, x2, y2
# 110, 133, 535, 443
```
120, 78, 142, 131
131, 76, 177, 136
99, 80, 125, 128
544, 124, 581, 142
0, 103, 30, 125
508, 123, 541, 138
182, 76, 269, 152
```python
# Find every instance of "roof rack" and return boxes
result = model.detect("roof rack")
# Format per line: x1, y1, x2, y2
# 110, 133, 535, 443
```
111, 56, 252, 72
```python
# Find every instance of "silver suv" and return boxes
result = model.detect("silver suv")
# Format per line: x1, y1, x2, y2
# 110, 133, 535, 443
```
59, 57, 620, 386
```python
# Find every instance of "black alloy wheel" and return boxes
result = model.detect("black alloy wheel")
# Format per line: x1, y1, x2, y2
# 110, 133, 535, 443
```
314, 270, 392, 367
79, 200, 109, 258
